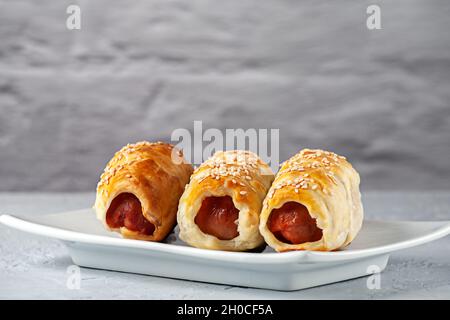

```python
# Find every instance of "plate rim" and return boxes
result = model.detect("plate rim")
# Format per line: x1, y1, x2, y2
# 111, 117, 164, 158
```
1, 209, 449, 264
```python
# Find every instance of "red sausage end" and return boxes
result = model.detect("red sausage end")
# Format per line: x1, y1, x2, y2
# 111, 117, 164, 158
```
268, 202, 322, 244
195, 196, 240, 240
106, 193, 155, 236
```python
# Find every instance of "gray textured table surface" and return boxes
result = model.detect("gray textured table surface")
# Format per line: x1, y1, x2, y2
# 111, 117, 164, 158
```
0, 191, 449, 300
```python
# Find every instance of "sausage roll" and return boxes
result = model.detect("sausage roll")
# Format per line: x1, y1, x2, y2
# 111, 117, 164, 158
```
177, 150, 274, 251
94, 141, 193, 241
259, 149, 363, 252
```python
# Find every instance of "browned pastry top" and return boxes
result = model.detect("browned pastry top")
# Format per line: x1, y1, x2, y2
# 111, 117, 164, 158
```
95, 141, 193, 241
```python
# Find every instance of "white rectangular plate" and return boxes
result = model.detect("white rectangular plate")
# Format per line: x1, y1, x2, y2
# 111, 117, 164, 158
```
1, 209, 449, 291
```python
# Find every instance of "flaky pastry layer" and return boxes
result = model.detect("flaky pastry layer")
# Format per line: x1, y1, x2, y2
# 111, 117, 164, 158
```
94, 141, 193, 241
259, 149, 363, 252
177, 150, 274, 251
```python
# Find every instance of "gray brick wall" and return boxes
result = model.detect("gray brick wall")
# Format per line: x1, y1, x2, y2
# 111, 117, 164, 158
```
1, 0, 449, 191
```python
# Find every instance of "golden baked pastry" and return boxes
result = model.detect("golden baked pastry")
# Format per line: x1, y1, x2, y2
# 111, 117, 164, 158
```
177, 150, 274, 251
94, 141, 193, 241
259, 149, 363, 252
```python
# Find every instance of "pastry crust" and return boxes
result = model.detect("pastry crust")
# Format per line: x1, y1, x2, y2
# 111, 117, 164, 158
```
259, 149, 363, 252
177, 150, 274, 251
94, 141, 193, 241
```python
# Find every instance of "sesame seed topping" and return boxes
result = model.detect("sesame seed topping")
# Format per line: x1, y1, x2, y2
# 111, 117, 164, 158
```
189, 150, 271, 197
269, 148, 348, 197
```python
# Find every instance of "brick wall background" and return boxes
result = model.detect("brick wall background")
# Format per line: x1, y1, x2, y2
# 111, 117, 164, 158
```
0, 0, 449, 191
